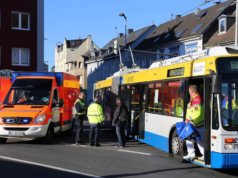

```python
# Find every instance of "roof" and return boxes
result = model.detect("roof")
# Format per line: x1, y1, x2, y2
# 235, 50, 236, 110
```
103, 25, 155, 49
204, 2, 236, 47
136, 0, 233, 49
56, 38, 86, 52
66, 39, 85, 48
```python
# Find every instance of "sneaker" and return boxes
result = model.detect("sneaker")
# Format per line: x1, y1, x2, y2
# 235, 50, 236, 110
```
89, 143, 94, 146
95, 144, 101, 147
115, 145, 124, 148
183, 152, 196, 160
198, 156, 204, 161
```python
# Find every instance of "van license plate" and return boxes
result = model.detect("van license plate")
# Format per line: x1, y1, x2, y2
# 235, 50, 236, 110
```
9, 131, 24, 136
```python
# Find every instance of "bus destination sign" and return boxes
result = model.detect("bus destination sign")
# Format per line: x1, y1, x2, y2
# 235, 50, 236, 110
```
217, 58, 238, 73
231, 60, 238, 70
167, 67, 184, 77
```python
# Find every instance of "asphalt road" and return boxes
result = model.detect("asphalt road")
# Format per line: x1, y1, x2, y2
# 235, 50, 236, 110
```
0, 126, 237, 178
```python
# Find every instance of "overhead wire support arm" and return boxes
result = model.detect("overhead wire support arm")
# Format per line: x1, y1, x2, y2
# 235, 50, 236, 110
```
129, 46, 137, 68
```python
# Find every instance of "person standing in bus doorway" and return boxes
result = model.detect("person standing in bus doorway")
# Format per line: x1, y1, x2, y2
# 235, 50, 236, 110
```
74, 92, 86, 145
87, 97, 105, 147
183, 85, 205, 160
112, 97, 129, 148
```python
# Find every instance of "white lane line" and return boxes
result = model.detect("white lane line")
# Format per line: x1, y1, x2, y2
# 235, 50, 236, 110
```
117, 149, 151, 156
0, 155, 101, 178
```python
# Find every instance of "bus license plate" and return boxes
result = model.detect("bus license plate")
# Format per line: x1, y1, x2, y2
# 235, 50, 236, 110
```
9, 131, 24, 136
235, 144, 238, 149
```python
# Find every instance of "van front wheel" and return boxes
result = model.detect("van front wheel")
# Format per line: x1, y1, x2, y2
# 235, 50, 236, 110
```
43, 124, 54, 143
0, 137, 7, 144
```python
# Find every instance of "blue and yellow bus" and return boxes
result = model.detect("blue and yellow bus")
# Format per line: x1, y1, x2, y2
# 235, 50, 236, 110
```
94, 46, 238, 169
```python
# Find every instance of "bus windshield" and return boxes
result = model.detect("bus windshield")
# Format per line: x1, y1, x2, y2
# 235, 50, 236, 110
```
3, 79, 52, 105
221, 77, 238, 130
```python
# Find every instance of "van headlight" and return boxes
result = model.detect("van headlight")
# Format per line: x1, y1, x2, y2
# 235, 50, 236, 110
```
34, 114, 46, 123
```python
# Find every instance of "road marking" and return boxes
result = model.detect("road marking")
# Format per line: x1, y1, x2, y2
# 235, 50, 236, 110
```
117, 149, 151, 156
0, 155, 101, 178
69, 143, 153, 156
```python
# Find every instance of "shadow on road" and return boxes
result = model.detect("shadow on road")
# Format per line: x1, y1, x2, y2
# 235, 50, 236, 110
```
7, 123, 119, 146
0, 159, 96, 178
103, 166, 201, 178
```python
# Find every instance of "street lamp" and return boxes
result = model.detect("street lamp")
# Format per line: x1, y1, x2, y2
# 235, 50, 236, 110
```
119, 12, 127, 48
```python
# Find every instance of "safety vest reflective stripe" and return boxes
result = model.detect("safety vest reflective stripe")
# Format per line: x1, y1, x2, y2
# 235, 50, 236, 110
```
87, 114, 104, 116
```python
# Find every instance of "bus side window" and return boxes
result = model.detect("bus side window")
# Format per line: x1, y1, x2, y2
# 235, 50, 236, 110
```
163, 80, 184, 117
147, 82, 162, 113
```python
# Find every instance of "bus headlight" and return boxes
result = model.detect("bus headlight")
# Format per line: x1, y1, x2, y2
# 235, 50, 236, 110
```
224, 144, 233, 150
34, 114, 46, 123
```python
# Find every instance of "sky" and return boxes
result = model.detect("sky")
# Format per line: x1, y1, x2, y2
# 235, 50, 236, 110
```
44, 0, 218, 70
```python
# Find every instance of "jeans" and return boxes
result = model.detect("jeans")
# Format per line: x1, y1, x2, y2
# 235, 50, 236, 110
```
116, 124, 126, 147
89, 124, 100, 145
75, 116, 84, 143
186, 126, 204, 156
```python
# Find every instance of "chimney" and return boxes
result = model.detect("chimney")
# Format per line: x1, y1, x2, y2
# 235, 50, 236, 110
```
119, 33, 124, 37
175, 14, 181, 19
214, 1, 221, 5
128, 29, 134, 34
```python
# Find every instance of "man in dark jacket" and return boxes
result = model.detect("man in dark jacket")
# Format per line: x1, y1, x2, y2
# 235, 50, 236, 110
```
74, 92, 86, 145
112, 97, 128, 148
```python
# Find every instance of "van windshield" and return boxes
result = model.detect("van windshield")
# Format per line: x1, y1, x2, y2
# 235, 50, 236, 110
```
4, 79, 52, 105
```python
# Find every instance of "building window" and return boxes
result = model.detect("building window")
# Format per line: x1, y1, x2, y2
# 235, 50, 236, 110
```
157, 48, 165, 60
185, 42, 198, 54
12, 48, 30, 66
169, 46, 180, 56
11, 11, 30, 30
219, 18, 227, 34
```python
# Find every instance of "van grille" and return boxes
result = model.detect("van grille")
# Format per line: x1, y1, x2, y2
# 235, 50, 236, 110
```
4, 127, 29, 131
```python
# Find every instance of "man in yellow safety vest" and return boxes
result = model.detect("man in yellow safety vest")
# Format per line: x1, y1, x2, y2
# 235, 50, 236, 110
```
87, 97, 104, 147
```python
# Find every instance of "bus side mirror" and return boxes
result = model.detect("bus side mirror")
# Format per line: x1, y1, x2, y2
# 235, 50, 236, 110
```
212, 74, 221, 93
59, 99, 64, 107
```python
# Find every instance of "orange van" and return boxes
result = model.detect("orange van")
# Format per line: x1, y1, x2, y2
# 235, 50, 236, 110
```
0, 72, 79, 143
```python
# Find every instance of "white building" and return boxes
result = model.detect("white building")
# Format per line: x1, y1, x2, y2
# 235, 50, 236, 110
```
55, 35, 99, 89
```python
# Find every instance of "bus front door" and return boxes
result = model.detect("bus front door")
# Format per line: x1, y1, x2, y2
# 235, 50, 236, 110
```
130, 84, 146, 139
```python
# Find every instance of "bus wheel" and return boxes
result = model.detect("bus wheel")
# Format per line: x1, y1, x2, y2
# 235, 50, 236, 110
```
0, 137, 7, 144
171, 130, 184, 162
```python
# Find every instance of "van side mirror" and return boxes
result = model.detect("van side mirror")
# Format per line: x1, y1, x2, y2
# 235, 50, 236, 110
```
212, 74, 221, 93
59, 99, 64, 107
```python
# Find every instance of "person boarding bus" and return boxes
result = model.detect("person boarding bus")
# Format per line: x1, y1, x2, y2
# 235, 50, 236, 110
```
183, 85, 204, 160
